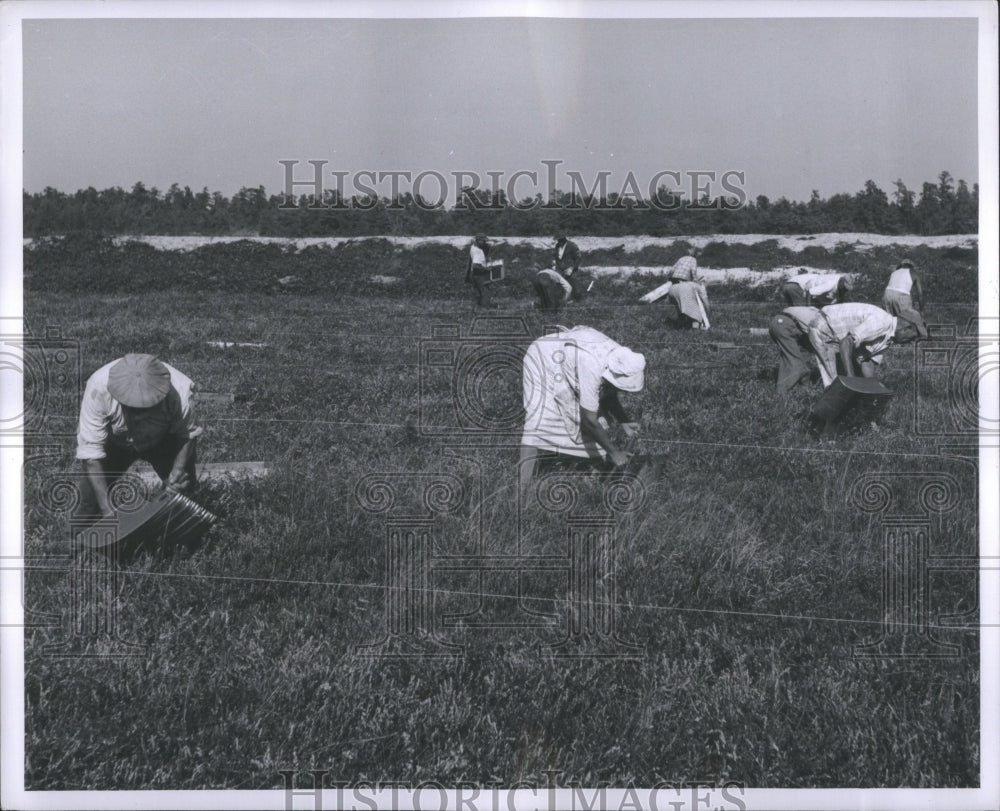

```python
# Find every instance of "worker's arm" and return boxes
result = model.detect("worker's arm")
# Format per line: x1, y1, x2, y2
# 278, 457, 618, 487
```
82, 459, 114, 517
165, 436, 197, 492
838, 335, 857, 377
518, 445, 539, 504
911, 270, 924, 312
580, 407, 629, 466
598, 388, 639, 436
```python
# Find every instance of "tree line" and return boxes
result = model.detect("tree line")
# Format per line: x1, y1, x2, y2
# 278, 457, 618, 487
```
23, 172, 976, 237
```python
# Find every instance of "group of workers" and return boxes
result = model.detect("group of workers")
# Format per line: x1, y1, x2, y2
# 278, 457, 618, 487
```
469, 235, 711, 330
467, 233, 587, 311
513, 254, 928, 494
74, 248, 928, 519
768, 261, 927, 392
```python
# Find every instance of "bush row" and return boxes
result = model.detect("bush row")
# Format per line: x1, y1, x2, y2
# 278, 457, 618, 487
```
24, 233, 979, 304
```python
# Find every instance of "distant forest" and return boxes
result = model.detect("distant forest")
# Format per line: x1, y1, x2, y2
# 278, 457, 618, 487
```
23, 172, 977, 237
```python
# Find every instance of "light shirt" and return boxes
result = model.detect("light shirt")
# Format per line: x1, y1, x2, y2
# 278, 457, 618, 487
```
672, 255, 698, 281
782, 306, 821, 331
522, 326, 622, 457
789, 273, 841, 297
76, 360, 200, 460
816, 303, 897, 356
885, 267, 914, 294
557, 244, 566, 260
537, 268, 573, 297
469, 244, 486, 267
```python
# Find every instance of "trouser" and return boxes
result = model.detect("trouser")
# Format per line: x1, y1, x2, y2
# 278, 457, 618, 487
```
470, 269, 492, 307
768, 313, 813, 392
566, 273, 588, 301
533, 274, 569, 310
881, 289, 912, 316
782, 282, 808, 306
74, 437, 197, 522
666, 283, 711, 329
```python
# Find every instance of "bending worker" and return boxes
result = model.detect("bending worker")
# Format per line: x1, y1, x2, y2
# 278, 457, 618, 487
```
665, 280, 711, 330
768, 305, 821, 392
782, 271, 853, 306
75, 353, 201, 521
882, 260, 924, 316
807, 302, 926, 387
519, 326, 645, 502
532, 266, 574, 311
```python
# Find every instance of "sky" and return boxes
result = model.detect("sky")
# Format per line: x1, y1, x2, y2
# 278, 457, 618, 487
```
18, 9, 982, 204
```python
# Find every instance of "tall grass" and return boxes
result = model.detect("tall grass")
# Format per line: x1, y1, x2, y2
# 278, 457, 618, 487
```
21, 242, 980, 789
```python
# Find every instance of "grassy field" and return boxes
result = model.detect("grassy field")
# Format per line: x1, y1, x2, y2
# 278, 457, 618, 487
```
21, 238, 980, 789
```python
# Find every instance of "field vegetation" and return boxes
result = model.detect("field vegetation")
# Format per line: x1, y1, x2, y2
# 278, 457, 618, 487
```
21, 236, 980, 789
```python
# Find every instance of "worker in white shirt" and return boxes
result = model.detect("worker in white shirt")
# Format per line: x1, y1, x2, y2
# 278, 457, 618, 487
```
520, 326, 644, 501
75, 354, 201, 520
807, 303, 927, 387
465, 234, 493, 308
782, 271, 853, 306
882, 260, 924, 316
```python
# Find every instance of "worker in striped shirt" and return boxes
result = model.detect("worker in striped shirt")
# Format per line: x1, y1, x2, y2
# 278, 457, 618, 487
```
670, 247, 701, 282
782, 271, 853, 306
807, 302, 927, 387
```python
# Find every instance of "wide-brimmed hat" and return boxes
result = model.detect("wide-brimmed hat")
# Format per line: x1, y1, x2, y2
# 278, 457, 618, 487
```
896, 308, 929, 339
602, 347, 646, 392
554, 234, 567, 243
107, 354, 171, 407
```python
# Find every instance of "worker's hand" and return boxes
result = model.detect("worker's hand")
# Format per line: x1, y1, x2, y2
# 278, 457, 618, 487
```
620, 422, 640, 438
166, 468, 190, 493
609, 448, 631, 468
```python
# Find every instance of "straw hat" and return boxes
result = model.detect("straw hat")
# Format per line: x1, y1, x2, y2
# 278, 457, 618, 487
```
107, 354, 171, 408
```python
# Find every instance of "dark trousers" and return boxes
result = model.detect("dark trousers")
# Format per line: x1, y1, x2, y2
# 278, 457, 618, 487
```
75, 437, 197, 521
768, 313, 813, 392
567, 273, 588, 301
533, 274, 569, 310
782, 282, 808, 306
470, 269, 492, 307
